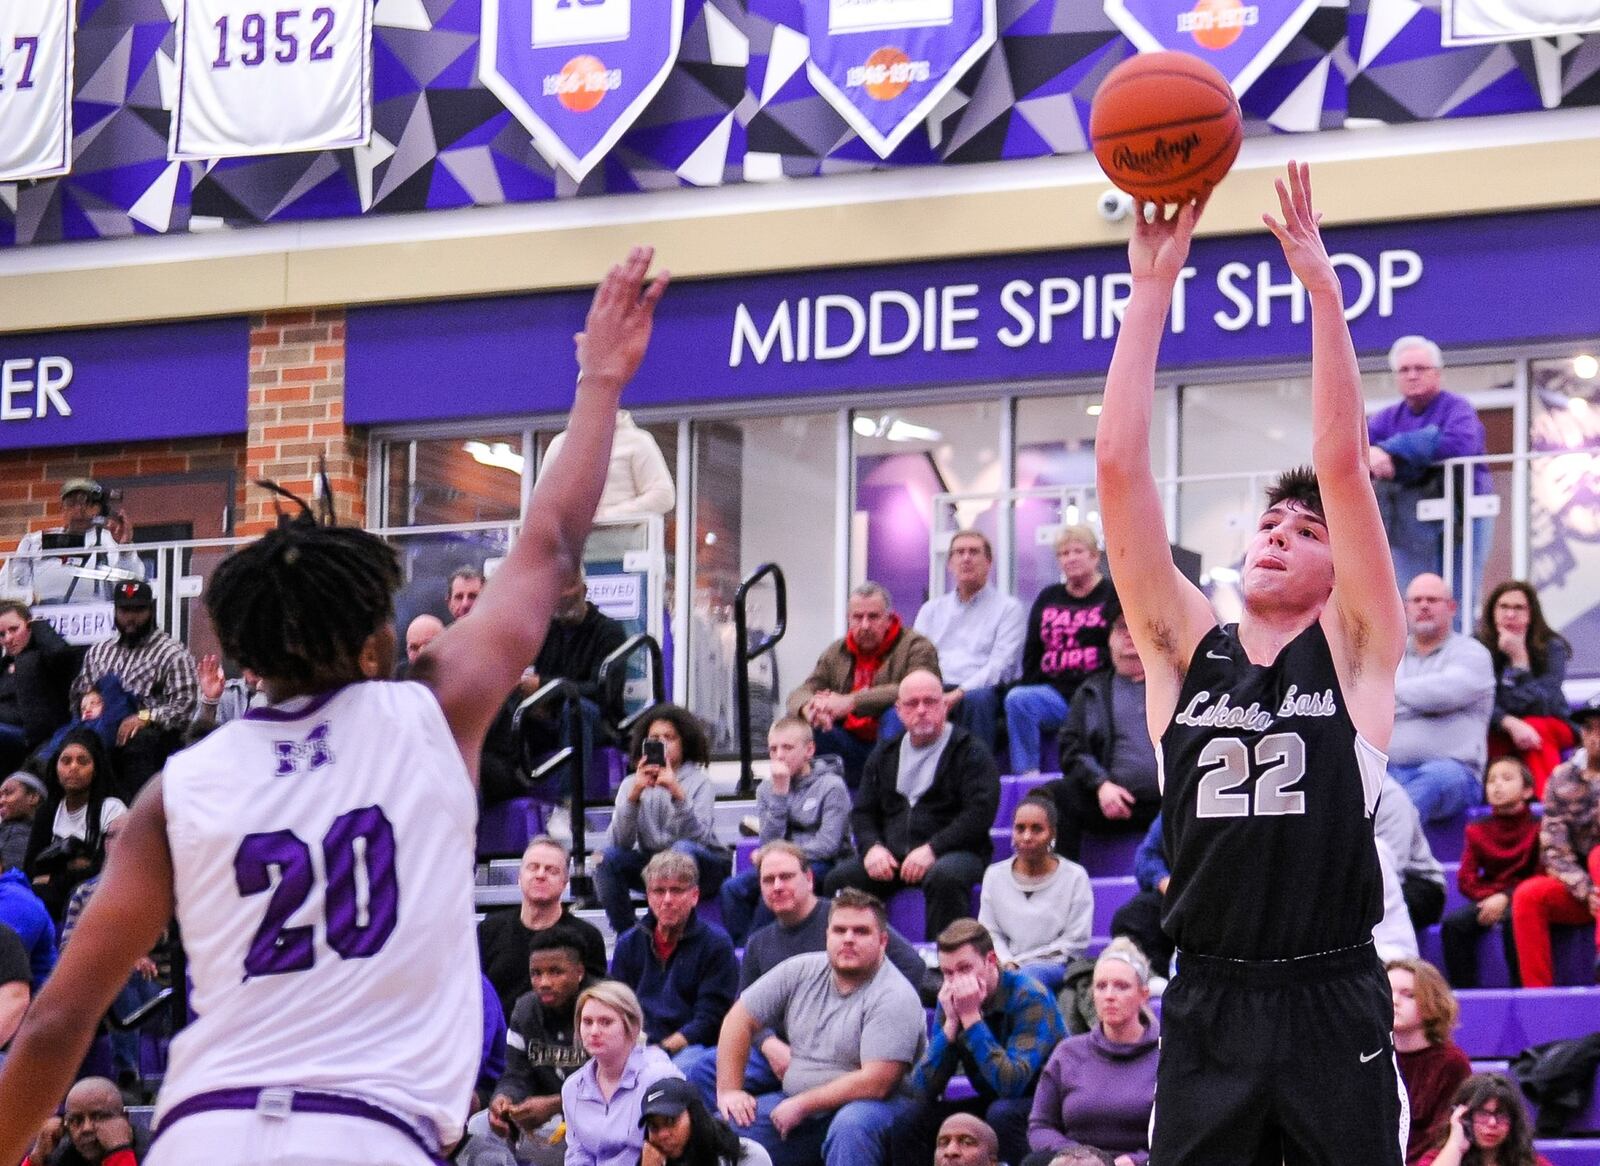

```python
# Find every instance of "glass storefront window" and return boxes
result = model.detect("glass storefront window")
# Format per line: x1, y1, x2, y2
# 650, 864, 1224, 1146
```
853, 400, 1003, 620
381, 434, 525, 527
1529, 349, 1600, 675
689, 413, 839, 754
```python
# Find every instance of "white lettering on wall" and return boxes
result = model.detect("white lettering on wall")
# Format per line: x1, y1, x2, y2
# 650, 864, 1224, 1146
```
724, 249, 1426, 368
0, 357, 73, 421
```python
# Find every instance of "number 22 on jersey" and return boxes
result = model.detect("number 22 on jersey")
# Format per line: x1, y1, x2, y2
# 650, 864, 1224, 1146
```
233, 804, 398, 979
1195, 732, 1308, 818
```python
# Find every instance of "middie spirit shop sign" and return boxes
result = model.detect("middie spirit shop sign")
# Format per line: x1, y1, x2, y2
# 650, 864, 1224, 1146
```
346, 205, 1600, 425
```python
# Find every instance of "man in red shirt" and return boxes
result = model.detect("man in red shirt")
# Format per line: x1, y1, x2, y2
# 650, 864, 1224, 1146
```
25, 1077, 146, 1165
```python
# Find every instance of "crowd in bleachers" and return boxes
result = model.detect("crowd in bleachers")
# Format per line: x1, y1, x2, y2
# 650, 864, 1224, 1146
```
0, 362, 1597, 1163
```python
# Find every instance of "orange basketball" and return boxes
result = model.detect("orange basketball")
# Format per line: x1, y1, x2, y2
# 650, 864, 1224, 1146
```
1089, 51, 1243, 206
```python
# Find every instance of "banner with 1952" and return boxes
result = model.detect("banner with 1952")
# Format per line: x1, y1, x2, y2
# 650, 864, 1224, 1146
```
170, 0, 373, 160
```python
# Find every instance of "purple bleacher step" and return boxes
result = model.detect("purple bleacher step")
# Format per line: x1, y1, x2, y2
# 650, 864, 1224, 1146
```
1455, 987, 1600, 1059
1535, 1141, 1600, 1165
476, 798, 546, 860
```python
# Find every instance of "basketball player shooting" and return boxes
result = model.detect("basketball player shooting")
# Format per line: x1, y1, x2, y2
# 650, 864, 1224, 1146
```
0, 248, 669, 1165
1095, 163, 1408, 1164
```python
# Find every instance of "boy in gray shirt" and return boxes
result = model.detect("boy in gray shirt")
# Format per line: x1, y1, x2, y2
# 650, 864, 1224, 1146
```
714, 889, 924, 1166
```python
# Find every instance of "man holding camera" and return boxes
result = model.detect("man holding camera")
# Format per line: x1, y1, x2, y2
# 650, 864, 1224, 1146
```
2, 480, 144, 605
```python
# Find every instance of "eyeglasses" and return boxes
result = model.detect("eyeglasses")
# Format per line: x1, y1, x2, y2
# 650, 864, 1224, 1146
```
1471, 1108, 1512, 1126
1396, 364, 1438, 374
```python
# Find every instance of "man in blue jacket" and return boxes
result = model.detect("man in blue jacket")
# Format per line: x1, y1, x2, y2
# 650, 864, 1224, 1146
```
610, 849, 738, 1068
0, 867, 55, 991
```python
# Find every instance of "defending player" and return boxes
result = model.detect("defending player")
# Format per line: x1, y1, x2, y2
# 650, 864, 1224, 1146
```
0, 248, 669, 1165
1095, 164, 1408, 1163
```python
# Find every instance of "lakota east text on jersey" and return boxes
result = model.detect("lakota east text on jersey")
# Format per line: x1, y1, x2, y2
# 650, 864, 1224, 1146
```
1160, 622, 1386, 961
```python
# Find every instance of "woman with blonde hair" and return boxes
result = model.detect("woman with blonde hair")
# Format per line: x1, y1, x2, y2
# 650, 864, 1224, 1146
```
560, 981, 681, 1166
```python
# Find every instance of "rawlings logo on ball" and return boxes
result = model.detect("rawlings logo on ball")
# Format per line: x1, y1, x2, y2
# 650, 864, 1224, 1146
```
1111, 131, 1202, 176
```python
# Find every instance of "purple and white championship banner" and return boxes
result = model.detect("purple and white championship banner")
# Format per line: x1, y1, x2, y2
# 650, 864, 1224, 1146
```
0, 0, 73, 182
1102, 0, 1323, 96
1444, 0, 1600, 45
170, 0, 374, 160
479, 0, 685, 180
802, 0, 996, 158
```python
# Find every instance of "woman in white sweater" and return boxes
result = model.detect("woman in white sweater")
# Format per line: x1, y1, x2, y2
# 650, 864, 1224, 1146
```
979, 795, 1093, 993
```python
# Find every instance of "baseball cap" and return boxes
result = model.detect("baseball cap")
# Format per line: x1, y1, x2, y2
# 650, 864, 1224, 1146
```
60, 478, 100, 501
1572, 693, 1600, 724
112, 580, 153, 609
638, 1077, 698, 1126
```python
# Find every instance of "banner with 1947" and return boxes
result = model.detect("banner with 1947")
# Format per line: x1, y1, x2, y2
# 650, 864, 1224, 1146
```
800, 0, 995, 158
479, 0, 685, 180
0, 0, 73, 181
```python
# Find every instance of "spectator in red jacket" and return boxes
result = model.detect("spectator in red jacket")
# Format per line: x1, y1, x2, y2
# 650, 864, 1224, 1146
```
1441, 758, 1540, 987
1389, 959, 1472, 1164
1511, 698, 1600, 988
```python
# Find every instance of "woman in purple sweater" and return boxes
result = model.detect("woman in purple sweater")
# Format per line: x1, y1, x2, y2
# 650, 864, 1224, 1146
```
1024, 938, 1158, 1166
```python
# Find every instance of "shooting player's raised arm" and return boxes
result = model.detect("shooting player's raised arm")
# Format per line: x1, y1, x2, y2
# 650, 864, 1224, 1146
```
1095, 202, 1217, 735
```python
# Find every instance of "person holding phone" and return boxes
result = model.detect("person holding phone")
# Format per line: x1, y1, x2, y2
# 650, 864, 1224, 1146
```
1414, 1073, 1551, 1166
595, 704, 730, 934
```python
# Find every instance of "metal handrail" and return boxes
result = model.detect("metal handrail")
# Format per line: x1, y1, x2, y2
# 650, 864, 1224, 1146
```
734, 563, 787, 796
597, 633, 665, 737
512, 678, 592, 899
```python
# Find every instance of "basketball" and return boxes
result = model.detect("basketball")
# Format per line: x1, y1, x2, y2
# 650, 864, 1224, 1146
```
1090, 51, 1243, 206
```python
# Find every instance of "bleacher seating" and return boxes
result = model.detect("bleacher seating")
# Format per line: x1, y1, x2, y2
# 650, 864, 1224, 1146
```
465, 759, 1600, 1161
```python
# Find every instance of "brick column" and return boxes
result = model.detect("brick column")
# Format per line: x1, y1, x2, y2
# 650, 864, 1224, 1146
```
243, 310, 364, 535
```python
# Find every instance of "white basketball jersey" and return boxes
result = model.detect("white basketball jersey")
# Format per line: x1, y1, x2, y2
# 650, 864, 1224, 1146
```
0, 0, 73, 181
156, 681, 478, 1145
170, 0, 373, 160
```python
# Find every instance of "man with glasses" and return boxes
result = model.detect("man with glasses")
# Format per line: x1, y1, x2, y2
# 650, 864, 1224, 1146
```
824, 671, 999, 941
1390, 574, 1496, 822
1367, 335, 1494, 600
2, 480, 144, 605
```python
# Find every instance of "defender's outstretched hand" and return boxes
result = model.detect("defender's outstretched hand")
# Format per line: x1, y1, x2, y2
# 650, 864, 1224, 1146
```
575, 245, 670, 388
1262, 162, 1339, 299
1128, 197, 1206, 286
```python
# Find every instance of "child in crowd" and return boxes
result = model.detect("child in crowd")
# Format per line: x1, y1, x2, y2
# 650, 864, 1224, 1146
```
1441, 758, 1541, 987
31, 676, 136, 768
1415, 1072, 1552, 1166
1390, 958, 1472, 1165
0, 771, 44, 872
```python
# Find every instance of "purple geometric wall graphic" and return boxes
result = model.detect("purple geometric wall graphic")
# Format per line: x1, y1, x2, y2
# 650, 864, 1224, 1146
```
0, 0, 1593, 248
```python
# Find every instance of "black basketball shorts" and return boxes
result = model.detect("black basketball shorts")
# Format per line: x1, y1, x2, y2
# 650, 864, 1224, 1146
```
1150, 942, 1408, 1166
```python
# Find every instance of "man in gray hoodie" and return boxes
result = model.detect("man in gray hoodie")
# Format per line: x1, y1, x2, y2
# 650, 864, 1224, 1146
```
720, 717, 853, 944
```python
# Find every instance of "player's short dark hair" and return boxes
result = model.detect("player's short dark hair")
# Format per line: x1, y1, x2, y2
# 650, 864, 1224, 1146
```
205, 491, 401, 690
1484, 756, 1534, 794
448, 565, 484, 588
828, 887, 888, 933
629, 703, 711, 767
1263, 466, 1325, 523
936, 918, 995, 958
526, 933, 585, 968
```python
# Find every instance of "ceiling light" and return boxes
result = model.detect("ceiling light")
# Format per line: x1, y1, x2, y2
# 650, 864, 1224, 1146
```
885, 419, 942, 442
852, 416, 879, 437
1574, 354, 1599, 380
1086, 403, 1103, 416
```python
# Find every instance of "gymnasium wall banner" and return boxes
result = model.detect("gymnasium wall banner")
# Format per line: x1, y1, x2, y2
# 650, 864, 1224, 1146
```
0, 0, 73, 181
800, 0, 996, 158
1102, 0, 1323, 96
1443, 0, 1600, 45
169, 0, 374, 160
346, 205, 1600, 426
479, 0, 685, 180
0, 318, 249, 451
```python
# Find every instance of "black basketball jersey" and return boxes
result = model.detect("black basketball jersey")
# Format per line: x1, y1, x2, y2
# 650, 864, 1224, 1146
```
1159, 621, 1385, 961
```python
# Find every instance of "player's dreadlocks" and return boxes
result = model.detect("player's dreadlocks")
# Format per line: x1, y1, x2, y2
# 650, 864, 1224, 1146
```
206, 478, 401, 691
1264, 465, 1325, 523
